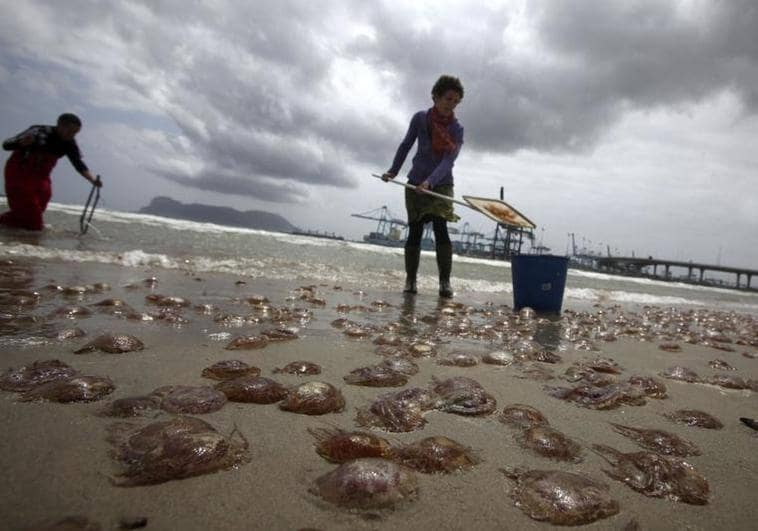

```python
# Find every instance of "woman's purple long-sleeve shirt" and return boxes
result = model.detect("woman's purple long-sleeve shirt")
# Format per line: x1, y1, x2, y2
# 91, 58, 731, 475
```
388, 108, 464, 188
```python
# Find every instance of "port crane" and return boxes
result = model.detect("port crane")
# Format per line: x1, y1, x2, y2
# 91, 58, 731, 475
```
351, 206, 407, 231
456, 222, 486, 254
351, 206, 408, 246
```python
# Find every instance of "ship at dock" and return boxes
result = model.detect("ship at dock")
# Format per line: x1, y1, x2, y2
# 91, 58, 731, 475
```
291, 229, 344, 241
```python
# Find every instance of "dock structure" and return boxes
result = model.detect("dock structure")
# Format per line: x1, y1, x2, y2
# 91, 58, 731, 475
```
351, 206, 407, 247
589, 256, 758, 290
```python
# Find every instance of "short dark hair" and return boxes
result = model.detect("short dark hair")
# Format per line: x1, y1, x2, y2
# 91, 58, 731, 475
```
432, 75, 464, 99
57, 113, 82, 127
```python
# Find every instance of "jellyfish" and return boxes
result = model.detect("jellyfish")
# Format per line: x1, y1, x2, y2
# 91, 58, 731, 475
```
310, 458, 418, 509
500, 467, 619, 525
592, 444, 709, 505
279, 382, 345, 415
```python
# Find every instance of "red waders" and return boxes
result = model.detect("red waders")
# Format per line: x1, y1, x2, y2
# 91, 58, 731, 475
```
0, 150, 58, 231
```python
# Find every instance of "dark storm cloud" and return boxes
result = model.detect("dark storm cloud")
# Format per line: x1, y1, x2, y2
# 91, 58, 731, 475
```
157, 169, 303, 204
1, 1, 757, 200
107, 1, 410, 197
352, 1, 758, 153
535, 1, 758, 107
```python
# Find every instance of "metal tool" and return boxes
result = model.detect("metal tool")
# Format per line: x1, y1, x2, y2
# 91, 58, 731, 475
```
79, 176, 101, 235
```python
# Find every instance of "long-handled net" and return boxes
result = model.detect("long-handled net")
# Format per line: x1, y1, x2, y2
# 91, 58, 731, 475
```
371, 174, 535, 229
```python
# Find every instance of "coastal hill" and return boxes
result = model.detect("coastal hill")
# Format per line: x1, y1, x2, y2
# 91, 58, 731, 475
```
138, 196, 296, 233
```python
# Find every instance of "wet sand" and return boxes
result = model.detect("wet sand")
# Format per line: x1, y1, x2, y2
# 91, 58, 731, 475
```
1, 258, 757, 530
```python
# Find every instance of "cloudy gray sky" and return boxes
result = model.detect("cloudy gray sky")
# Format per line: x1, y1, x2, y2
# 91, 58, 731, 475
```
1, 0, 756, 267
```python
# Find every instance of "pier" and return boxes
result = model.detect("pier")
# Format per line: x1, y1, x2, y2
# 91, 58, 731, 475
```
588, 256, 758, 290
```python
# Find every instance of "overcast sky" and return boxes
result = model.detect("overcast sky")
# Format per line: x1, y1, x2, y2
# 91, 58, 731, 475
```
1, 0, 756, 267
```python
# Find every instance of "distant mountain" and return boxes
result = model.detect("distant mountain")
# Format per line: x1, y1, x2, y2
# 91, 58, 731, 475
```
138, 196, 297, 233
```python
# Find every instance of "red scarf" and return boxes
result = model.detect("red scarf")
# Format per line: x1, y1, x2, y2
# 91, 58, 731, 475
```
428, 107, 457, 155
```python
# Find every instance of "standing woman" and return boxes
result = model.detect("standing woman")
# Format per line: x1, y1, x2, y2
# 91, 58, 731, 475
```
382, 75, 464, 298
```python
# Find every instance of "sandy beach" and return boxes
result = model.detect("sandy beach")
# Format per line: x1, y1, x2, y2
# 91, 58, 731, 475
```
1, 257, 757, 530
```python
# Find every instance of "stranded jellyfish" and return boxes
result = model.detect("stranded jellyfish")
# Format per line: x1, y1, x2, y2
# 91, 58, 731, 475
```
482, 350, 515, 366
92, 297, 129, 307
394, 436, 480, 473
407, 342, 437, 358
573, 339, 599, 352
592, 444, 709, 505
279, 381, 345, 415
310, 458, 418, 509
610, 423, 701, 457
342, 326, 374, 339
343, 365, 408, 387
261, 327, 299, 342
563, 366, 618, 387
19, 375, 115, 403
194, 303, 218, 314
215, 376, 288, 404
576, 356, 623, 374
145, 294, 191, 307
516, 425, 583, 462
74, 334, 144, 354
531, 350, 562, 364
373, 333, 403, 346
245, 294, 269, 304
101, 395, 162, 417
708, 359, 736, 371
432, 376, 497, 416
49, 305, 92, 319
706, 373, 750, 390
500, 467, 619, 526
499, 404, 549, 429
659, 342, 682, 353
511, 339, 542, 360
544, 383, 646, 410
660, 366, 700, 383
151, 385, 227, 414
224, 335, 268, 350
378, 357, 419, 375
201, 360, 260, 381
0, 359, 78, 392
107, 416, 249, 486
356, 387, 437, 432
437, 351, 479, 367
309, 427, 394, 463
47, 327, 87, 341
663, 410, 723, 430
627, 375, 668, 399
273, 361, 322, 375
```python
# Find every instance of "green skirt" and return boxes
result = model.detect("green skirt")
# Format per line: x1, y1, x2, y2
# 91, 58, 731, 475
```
405, 184, 460, 223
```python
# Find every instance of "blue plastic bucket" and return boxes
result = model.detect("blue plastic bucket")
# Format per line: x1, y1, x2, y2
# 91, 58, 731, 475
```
511, 255, 569, 313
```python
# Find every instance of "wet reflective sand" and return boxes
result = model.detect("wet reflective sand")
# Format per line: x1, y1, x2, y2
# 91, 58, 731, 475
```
1, 259, 757, 530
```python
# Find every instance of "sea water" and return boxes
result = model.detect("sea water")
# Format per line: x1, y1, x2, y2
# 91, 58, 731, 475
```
1, 201, 757, 316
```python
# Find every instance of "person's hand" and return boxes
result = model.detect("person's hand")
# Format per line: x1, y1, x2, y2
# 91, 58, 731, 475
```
381, 172, 396, 182
19, 134, 34, 147
416, 180, 431, 194
92, 174, 103, 188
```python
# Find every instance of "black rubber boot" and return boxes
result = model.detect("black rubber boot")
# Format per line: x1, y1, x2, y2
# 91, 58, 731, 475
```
404, 245, 420, 294
436, 243, 453, 298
